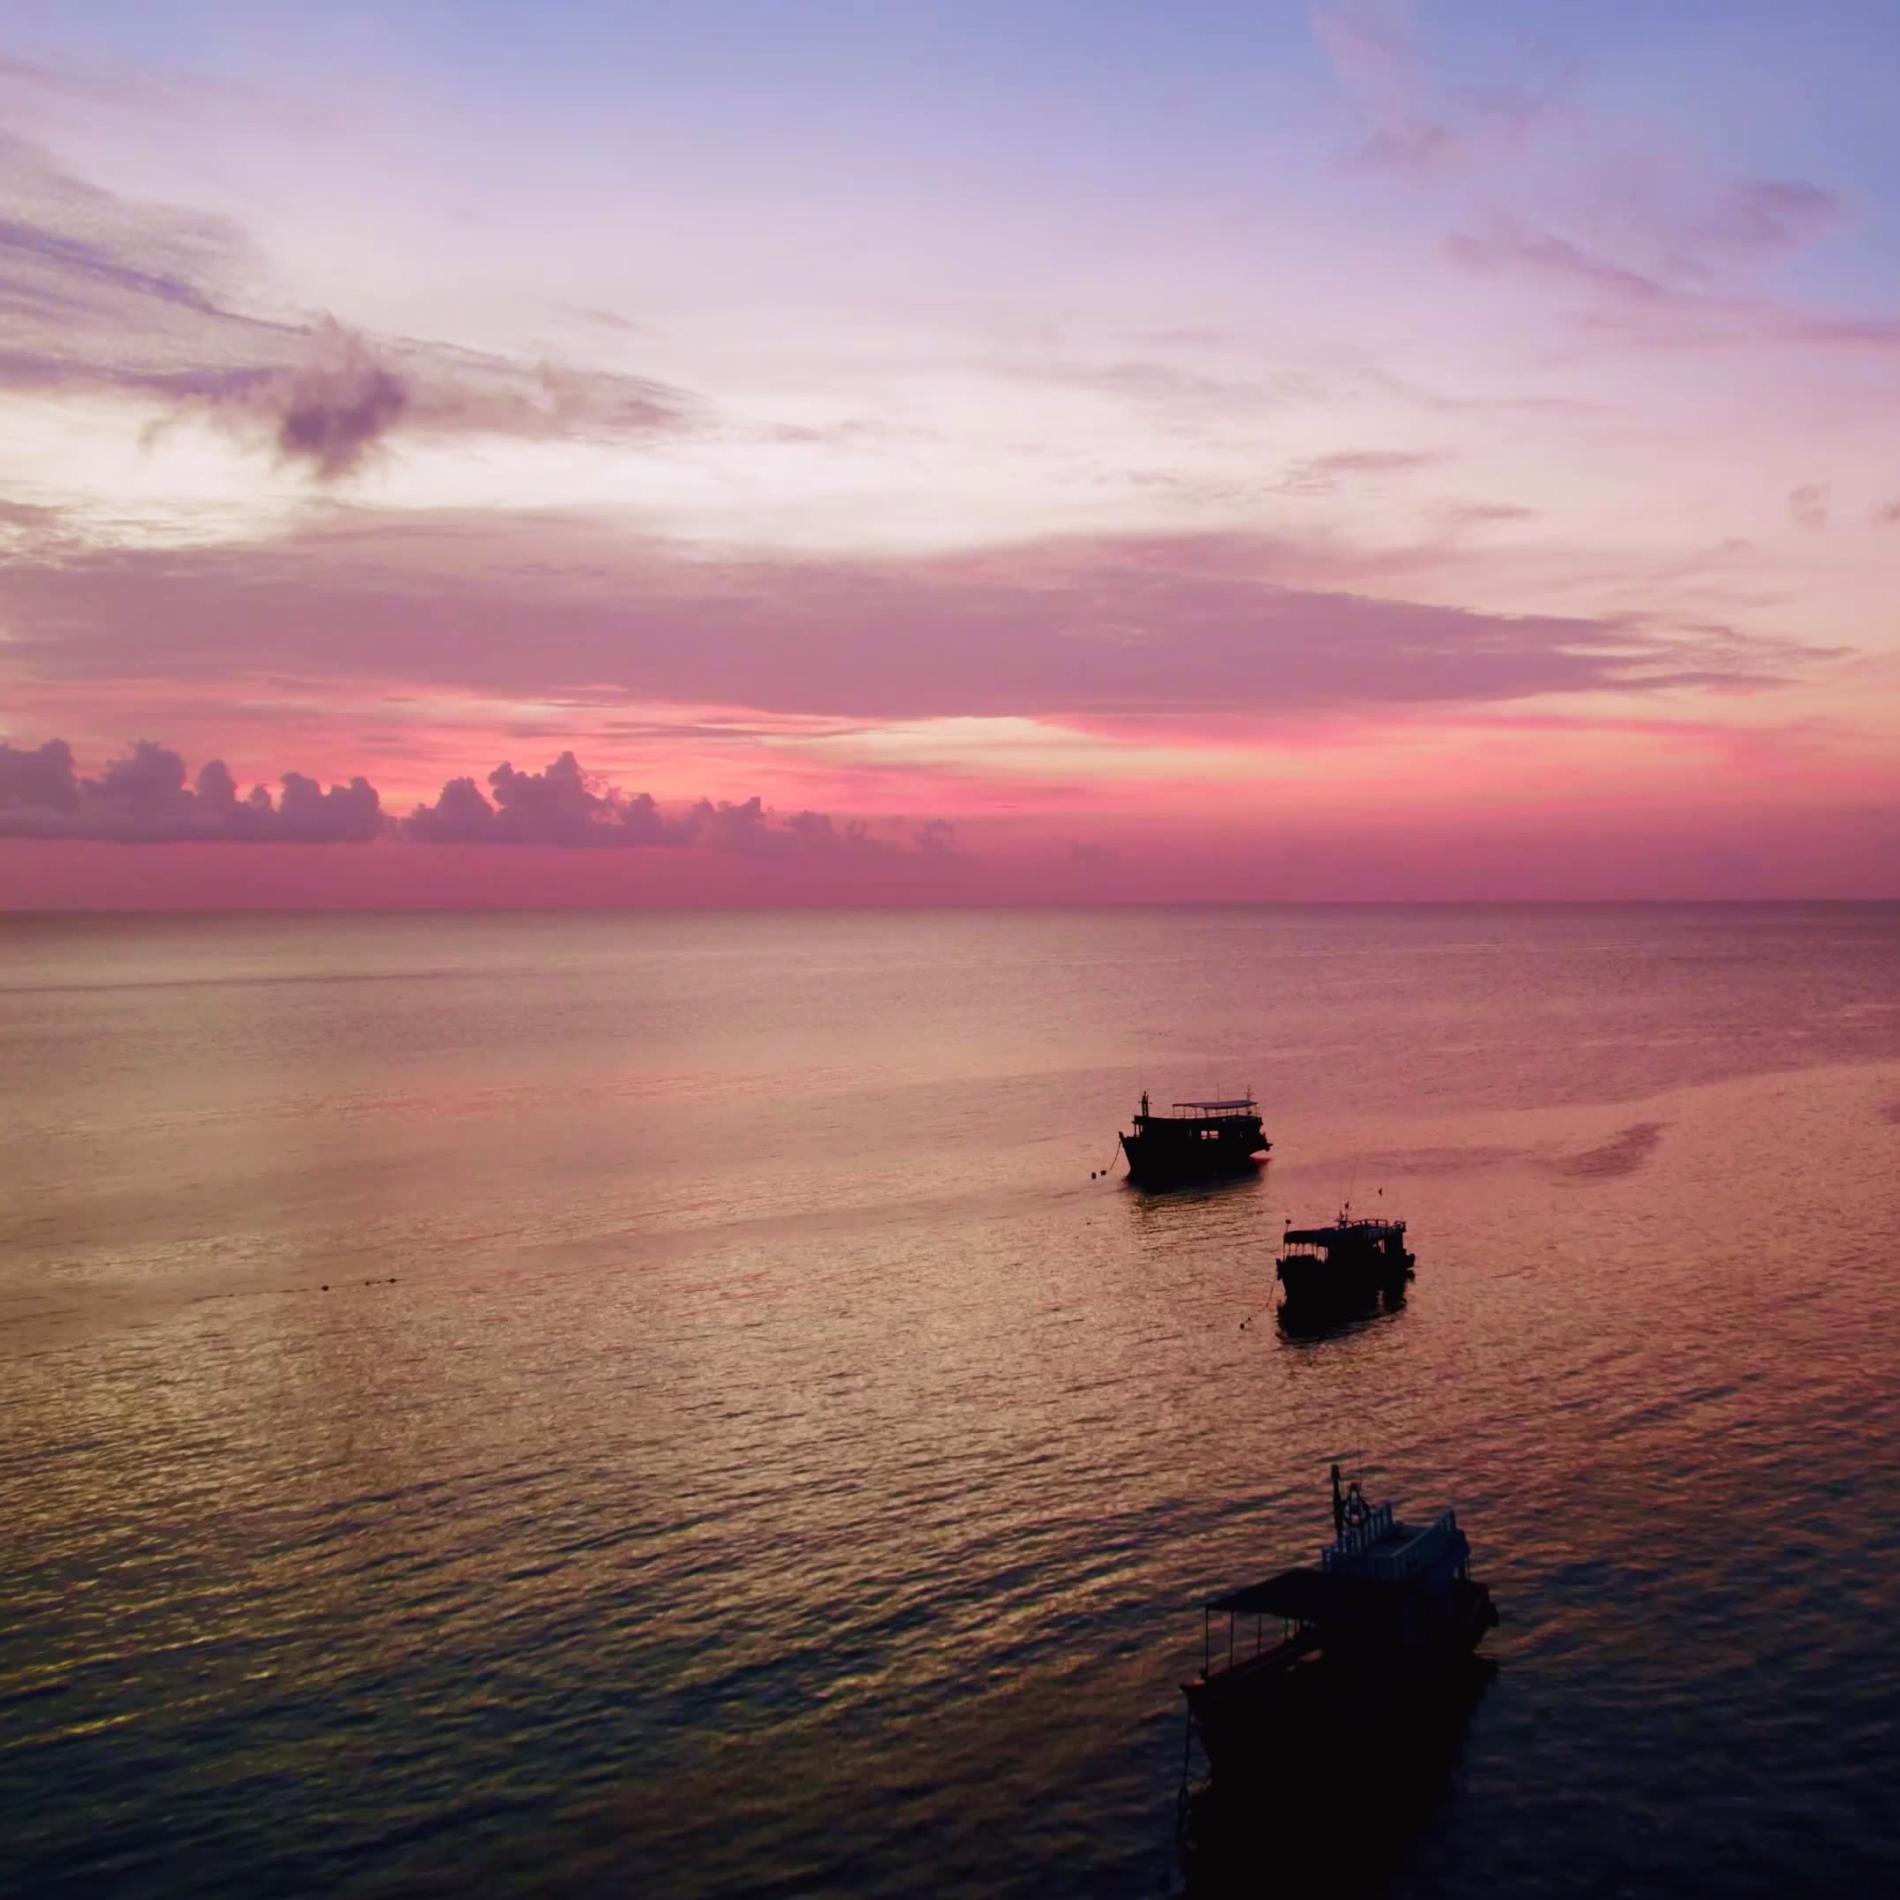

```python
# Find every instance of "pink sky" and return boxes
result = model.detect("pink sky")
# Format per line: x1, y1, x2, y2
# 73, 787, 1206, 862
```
2, 3, 1898, 905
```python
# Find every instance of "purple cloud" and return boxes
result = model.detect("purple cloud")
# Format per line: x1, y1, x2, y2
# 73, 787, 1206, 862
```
1474, 182, 1837, 299
1681, 179, 1839, 270
1445, 227, 1670, 305
400, 753, 927, 855
1445, 215, 1900, 359
0, 737, 954, 854
1314, 11, 1867, 360
403, 775, 496, 843
1788, 484, 1830, 533
1275, 448, 1444, 494
267, 322, 409, 480
0, 737, 379, 840
0, 134, 696, 478
1311, 0, 1565, 177
0, 737, 80, 812
0, 520, 1823, 726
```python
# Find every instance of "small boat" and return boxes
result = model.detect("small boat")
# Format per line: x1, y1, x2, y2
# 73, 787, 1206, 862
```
1277, 1209, 1413, 1316
1181, 1466, 1498, 1777
1120, 1091, 1269, 1189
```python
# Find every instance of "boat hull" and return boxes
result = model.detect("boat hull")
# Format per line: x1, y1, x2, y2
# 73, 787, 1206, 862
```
1121, 1131, 1268, 1190
1184, 1581, 1497, 1776
1276, 1248, 1413, 1315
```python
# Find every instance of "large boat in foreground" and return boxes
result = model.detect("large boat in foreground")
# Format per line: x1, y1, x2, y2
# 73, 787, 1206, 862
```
1181, 1466, 1498, 1776
1120, 1092, 1269, 1188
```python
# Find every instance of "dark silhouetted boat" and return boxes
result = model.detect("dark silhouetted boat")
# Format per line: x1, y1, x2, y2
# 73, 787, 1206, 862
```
1120, 1092, 1269, 1188
1276, 1210, 1413, 1317
1181, 1466, 1497, 1779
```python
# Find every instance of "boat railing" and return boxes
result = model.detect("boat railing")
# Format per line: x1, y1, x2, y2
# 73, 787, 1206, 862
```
1321, 1508, 1459, 1582
1198, 1620, 1319, 1687
1320, 1501, 1395, 1569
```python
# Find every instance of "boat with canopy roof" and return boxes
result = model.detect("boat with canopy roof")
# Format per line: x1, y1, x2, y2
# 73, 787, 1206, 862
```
1181, 1465, 1498, 1776
1276, 1209, 1414, 1316
1119, 1091, 1270, 1188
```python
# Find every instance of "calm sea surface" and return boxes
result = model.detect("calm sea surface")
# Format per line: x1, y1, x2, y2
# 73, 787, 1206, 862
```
4, 905, 1899, 1897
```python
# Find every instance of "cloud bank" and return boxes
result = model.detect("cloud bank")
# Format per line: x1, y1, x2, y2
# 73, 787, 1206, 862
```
0, 738, 949, 856
405, 750, 912, 855
0, 737, 381, 841
0, 520, 1822, 725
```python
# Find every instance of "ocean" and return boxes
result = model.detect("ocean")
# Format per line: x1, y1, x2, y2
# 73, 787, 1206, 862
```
3, 904, 1898, 1897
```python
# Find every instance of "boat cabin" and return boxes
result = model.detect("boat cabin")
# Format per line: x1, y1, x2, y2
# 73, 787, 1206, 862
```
1197, 1497, 1475, 1680
1279, 1216, 1409, 1263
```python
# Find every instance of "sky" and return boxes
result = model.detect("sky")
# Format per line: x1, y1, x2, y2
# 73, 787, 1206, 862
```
1, 0, 1897, 906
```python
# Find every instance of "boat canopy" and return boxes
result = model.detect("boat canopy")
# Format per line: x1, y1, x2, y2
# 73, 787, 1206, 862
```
1169, 1097, 1257, 1112
1283, 1219, 1405, 1246
1204, 1566, 1396, 1621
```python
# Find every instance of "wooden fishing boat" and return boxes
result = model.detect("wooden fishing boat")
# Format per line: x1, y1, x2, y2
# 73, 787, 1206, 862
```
1120, 1091, 1270, 1189
1277, 1211, 1413, 1316
1182, 1466, 1498, 1777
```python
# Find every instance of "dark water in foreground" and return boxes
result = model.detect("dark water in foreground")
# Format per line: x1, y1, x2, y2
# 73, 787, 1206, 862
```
3, 905, 1899, 1897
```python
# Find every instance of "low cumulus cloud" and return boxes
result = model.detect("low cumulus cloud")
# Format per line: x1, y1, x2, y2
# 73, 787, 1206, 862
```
0, 738, 952, 857
405, 751, 928, 856
0, 738, 380, 841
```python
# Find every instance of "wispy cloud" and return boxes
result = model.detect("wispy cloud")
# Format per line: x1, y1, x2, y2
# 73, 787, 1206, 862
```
1310, 0, 1568, 177
1676, 178, 1839, 272
1310, 6, 1891, 363
1436, 500, 1539, 528
1011, 353, 1271, 420
1788, 484, 1830, 533
0, 134, 698, 478
1445, 213, 1900, 356
1274, 448, 1444, 494
1445, 225, 1669, 304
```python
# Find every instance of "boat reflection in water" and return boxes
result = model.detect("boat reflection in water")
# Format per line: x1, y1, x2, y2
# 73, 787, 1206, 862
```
1177, 1467, 1499, 1893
